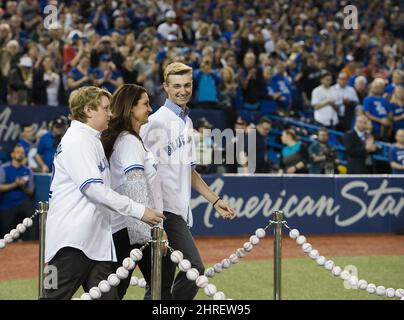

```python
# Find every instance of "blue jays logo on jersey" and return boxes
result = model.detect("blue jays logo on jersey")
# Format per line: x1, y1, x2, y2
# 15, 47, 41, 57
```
98, 157, 109, 172
164, 134, 192, 156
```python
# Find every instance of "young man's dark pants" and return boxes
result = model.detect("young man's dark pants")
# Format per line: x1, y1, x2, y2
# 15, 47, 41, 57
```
41, 247, 118, 300
112, 228, 173, 300
163, 212, 205, 300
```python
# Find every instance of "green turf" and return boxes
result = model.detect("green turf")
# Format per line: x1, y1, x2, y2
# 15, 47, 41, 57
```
1, 256, 403, 300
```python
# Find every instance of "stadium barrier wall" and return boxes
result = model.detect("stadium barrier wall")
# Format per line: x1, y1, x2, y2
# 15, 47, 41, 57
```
34, 174, 404, 236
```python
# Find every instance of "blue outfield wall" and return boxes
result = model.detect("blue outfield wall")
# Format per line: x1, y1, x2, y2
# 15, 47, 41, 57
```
34, 174, 404, 236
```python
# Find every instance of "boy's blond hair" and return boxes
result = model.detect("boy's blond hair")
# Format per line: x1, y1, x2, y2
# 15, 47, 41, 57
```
69, 86, 112, 122
163, 62, 192, 84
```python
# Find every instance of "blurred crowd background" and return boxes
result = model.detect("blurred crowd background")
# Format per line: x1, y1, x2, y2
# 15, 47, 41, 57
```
0, 0, 403, 187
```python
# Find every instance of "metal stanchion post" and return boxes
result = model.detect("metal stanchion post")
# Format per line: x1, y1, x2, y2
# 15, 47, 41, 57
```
273, 210, 283, 300
38, 201, 48, 299
150, 227, 164, 300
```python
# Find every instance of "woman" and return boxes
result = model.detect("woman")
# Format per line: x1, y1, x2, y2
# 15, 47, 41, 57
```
279, 129, 309, 174
101, 84, 169, 300
66, 54, 93, 92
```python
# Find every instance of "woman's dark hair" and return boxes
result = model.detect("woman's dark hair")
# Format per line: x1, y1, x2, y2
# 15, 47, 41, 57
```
101, 84, 147, 160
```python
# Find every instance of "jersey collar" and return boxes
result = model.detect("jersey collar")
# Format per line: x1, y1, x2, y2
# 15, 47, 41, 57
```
71, 120, 102, 139
164, 99, 189, 122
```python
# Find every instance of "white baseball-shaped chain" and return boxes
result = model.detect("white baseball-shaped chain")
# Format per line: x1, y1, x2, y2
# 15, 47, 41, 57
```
170, 250, 184, 264
289, 229, 300, 239
130, 249, 143, 262
203, 283, 217, 297
122, 257, 136, 270
89, 287, 102, 299
249, 235, 260, 245
178, 259, 191, 272
98, 280, 111, 293
196, 275, 209, 288
107, 273, 120, 287
255, 228, 266, 238
186, 268, 199, 281
296, 235, 306, 245
23, 218, 33, 227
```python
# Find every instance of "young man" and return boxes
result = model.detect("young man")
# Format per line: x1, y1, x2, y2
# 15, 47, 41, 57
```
140, 62, 236, 300
43, 86, 165, 300
0, 144, 35, 240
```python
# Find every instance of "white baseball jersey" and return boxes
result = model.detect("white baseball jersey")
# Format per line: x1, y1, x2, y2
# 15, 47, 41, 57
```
311, 85, 339, 126
140, 99, 197, 227
45, 120, 145, 263
109, 131, 163, 234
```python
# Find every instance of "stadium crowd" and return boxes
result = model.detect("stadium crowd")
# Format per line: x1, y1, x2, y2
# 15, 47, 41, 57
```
0, 0, 403, 192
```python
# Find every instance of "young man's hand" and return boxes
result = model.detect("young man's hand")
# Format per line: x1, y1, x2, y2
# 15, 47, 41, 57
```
214, 199, 236, 220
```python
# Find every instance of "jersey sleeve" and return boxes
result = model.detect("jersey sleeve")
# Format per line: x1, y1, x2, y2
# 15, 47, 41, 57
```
140, 118, 168, 161
115, 134, 146, 174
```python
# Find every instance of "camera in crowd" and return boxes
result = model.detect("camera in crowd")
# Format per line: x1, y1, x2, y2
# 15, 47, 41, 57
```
322, 147, 337, 174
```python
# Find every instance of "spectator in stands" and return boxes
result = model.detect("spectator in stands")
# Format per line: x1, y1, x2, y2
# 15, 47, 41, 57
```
254, 117, 272, 173
28, 128, 47, 173
194, 117, 215, 174
308, 127, 338, 174
226, 115, 249, 174
0, 23, 13, 48
35, 117, 67, 173
18, 123, 34, 157
63, 30, 88, 75
0, 40, 20, 103
354, 75, 368, 105
0, 143, 35, 240
67, 54, 93, 92
120, 54, 141, 86
311, 71, 339, 128
298, 53, 322, 106
363, 78, 393, 141
193, 55, 221, 108
347, 62, 365, 87
343, 115, 377, 174
268, 62, 293, 115
90, 53, 123, 94
88, 2, 111, 36
384, 70, 403, 97
240, 52, 265, 111
279, 129, 308, 174
332, 72, 359, 132
32, 56, 65, 106
219, 66, 241, 109
7, 55, 33, 105
261, 66, 278, 115
180, 14, 195, 46
389, 129, 404, 174
134, 45, 156, 101
90, 35, 120, 69
157, 10, 180, 40
390, 86, 404, 133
